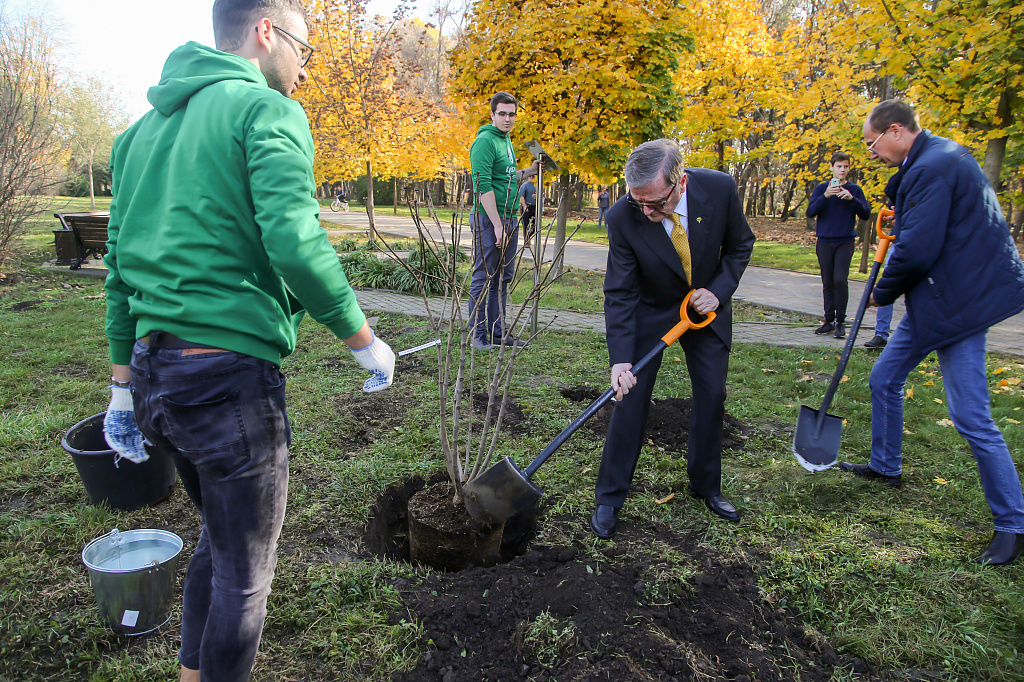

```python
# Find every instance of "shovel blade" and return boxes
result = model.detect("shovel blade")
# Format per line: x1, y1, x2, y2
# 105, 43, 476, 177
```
793, 404, 844, 472
462, 456, 543, 524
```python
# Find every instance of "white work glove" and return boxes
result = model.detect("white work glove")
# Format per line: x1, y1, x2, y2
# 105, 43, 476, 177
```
350, 331, 396, 393
103, 385, 150, 464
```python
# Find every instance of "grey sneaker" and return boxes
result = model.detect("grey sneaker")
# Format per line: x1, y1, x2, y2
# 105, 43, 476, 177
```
815, 323, 835, 335
471, 337, 491, 351
834, 323, 846, 339
864, 335, 887, 349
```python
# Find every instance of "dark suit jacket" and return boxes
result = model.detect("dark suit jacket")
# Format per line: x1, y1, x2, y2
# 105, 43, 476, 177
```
603, 168, 755, 364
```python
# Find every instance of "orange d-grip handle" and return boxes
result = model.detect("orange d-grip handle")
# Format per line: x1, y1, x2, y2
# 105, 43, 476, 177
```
874, 208, 895, 264
661, 289, 716, 346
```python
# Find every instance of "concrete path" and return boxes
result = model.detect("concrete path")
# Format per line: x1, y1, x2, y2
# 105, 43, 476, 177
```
322, 208, 1024, 357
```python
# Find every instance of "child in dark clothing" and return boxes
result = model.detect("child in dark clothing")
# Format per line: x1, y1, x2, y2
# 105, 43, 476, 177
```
806, 152, 871, 338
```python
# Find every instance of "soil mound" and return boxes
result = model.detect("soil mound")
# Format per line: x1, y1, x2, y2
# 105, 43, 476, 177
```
560, 386, 750, 452
390, 520, 869, 682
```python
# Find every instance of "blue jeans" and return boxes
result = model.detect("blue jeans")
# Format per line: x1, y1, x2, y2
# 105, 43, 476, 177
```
468, 212, 519, 343
131, 339, 290, 681
868, 317, 1024, 533
598, 206, 608, 230
874, 303, 893, 339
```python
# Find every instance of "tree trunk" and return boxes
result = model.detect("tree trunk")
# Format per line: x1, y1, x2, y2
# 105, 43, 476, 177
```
366, 159, 377, 242
981, 88, 1011, 193
779, 178, 796, 222
553, 172, 570, 277
88, 148, 96, 210
805, 181, 816, 231
393, 177, 398, 214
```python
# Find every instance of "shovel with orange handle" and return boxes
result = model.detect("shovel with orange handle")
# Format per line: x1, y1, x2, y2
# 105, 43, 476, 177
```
793, 209, 896, 472
463, 289, 716, 524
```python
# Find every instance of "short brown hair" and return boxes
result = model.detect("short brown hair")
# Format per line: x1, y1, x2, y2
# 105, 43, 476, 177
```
831, 152, 851, 165
868, 100, 921, 134
213, 0, 309, 51
489, 91, 517, 114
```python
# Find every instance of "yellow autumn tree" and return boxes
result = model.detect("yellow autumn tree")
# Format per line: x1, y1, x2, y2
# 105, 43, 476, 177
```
451, 0, 691, 273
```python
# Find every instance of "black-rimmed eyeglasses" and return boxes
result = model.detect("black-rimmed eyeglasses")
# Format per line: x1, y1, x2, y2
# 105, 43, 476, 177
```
627, 182, 679, 211
272, 24, 315, 67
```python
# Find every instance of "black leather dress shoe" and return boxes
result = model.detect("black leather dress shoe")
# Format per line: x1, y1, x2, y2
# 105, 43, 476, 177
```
688, 489, 740, 522
976, 531, 1024, 566
590, 504, 618, 539
838, 461, 902, 488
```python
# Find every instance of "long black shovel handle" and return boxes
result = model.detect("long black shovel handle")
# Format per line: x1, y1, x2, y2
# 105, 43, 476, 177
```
813, 210, 895, 436
524, 290, 716, 477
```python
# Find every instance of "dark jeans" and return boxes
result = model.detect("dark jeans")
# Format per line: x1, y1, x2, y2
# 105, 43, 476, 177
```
468, 212, 519, 343
816, 238, 855, 324
131, 339, 290, 682
522, 204, 536, 237
598, 206, 608, 229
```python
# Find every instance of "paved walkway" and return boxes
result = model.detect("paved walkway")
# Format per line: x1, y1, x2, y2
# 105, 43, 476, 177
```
44, 209, 1024, 357
322, 209, 1024, 357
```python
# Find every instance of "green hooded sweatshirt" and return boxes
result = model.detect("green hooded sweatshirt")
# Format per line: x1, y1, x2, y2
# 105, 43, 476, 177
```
104, 42, 365, 366
470, 124, 518, 219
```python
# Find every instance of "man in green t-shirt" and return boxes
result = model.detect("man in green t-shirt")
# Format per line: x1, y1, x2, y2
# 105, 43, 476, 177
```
468, 91, 541, 349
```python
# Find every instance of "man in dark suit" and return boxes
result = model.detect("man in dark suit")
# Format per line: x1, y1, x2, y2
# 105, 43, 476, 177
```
591, 139, 755, 538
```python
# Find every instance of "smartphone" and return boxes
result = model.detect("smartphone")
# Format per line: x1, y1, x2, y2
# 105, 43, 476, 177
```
829, 178, 840, 188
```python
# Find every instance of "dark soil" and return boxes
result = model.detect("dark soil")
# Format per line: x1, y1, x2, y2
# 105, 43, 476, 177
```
561, 387, 752, 453
379, 513, 874, 682
361, 473, 879, 682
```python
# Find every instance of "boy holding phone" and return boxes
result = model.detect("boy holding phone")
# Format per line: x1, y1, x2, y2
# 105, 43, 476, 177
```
806, 152, 871, 338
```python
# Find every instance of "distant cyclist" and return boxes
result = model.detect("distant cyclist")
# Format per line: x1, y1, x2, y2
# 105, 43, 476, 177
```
331, 187, 349, 212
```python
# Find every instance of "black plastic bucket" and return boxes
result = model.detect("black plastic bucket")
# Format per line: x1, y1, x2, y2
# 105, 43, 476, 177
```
62, 413, 177, 510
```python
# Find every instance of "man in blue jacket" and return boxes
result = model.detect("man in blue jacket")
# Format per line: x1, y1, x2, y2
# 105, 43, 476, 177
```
806, 152, 871, 339
840, 100, 1024, 566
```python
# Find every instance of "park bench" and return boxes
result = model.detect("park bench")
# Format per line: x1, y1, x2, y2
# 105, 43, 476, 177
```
53, 211, 110, 270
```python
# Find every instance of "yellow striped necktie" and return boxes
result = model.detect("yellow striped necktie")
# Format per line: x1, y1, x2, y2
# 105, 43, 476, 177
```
669, 213, 692, 283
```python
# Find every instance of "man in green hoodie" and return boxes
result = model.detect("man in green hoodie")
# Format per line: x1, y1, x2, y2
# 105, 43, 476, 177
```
101, 2, 395, 680
468, 91, 541, 349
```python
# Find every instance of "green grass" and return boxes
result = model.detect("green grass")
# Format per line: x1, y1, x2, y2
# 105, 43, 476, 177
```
3, 197, 1023, 680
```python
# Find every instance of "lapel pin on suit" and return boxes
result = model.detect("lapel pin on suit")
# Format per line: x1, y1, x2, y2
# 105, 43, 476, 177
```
696, 216, 702, 223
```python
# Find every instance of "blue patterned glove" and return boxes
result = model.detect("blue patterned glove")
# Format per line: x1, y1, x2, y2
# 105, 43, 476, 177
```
103, 385, 150, 464
350, 331, 396, 393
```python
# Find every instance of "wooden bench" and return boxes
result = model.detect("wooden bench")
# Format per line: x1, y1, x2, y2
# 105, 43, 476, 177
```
53, 211, 110, 269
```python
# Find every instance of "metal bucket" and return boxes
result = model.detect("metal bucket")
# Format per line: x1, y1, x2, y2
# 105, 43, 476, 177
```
81, 528, 183, 636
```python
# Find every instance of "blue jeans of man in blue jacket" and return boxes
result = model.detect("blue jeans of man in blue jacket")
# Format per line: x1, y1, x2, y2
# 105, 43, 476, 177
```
840, 100, 1024, 566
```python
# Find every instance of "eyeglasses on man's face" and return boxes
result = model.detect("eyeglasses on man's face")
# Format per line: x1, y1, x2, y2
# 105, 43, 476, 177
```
273, 24, 315, 67
865, 126, 891, 154
628, 182, 678, 211
493, 110, 517, 118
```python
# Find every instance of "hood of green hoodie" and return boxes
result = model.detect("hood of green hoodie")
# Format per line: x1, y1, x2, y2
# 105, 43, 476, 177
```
476, 123, 509, 139
147, 41, 268, 116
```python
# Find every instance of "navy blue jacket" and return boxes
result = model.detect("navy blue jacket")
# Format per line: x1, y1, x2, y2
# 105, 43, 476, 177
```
873, 131, 1024, 353
806, 181, 871, 239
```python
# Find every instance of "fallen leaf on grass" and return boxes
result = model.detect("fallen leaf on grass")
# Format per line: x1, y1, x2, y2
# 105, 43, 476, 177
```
934, 477, 949, 485
762, 368, 777, 373
936, 418, 954, 427
1005, 418, 1021, 425
840, 375, 849, 383
655, 493, 675, 505
1006, 378, 1021, 386
924, 381, 934, 386
997, 379, 1010, 387
801, 360, 814, 365
933, 398, 944, 405
906, 386, 914, 400
992, 367, 1007, 375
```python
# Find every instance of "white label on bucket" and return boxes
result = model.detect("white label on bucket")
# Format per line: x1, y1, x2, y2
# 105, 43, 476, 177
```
121, 610, 140, 628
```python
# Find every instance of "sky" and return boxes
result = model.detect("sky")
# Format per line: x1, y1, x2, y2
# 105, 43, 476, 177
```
7, 0, 423, 121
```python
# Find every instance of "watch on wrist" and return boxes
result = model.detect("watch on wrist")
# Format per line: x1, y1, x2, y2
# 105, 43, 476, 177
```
110, 377, 131, 388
